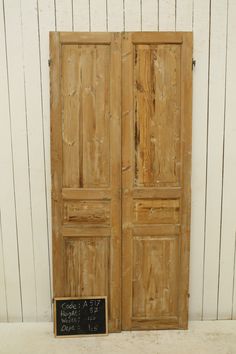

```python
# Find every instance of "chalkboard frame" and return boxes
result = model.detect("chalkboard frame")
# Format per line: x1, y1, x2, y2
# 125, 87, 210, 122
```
53, 296, 108, 338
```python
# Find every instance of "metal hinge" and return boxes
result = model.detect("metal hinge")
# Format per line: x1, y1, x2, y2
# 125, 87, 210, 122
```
48, 59, 51, 67
192, 59, 196, 70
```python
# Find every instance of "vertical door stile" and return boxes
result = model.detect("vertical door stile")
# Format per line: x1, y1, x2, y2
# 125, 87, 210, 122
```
178, 32, 193, 328
50, 32, 64, 297
121, 32, 134, 330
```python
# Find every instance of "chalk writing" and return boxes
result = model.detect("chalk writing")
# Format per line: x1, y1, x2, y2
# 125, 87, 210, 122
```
55, 297, 107, 336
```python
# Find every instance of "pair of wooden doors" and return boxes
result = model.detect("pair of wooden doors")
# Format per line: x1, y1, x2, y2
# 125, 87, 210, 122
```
50, 32, 192, 332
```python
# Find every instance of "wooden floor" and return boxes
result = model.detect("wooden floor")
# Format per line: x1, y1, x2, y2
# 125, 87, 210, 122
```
0, 321, 236, 354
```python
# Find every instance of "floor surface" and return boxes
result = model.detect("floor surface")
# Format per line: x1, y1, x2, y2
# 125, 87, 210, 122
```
0, 321, 236, 354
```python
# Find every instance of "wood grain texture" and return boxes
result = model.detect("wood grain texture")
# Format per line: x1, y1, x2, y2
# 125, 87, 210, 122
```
61, 44, 110, 188
133, 199, 180, 224
178, 32, 193, 329
132, 236, 179, 318
50, 32, 65, 299
65, 238, 109, 297
63, 201, 110, 225
50, 32, 121, 332
134, 44, 181, 187
122, 32, 192, 330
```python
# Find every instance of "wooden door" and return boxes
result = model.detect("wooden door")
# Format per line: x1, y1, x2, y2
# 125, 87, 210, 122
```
50, 32, 121, 332
122, 32, 192, 330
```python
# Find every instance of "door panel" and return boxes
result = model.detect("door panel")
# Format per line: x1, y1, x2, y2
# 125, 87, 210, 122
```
134, 44, 181, 187
50, 32, 121, 332
122, 32, 192, 330
132, 235, 179, 318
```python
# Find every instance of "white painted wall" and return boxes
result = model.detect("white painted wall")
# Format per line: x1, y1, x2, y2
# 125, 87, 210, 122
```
0, 0, 235, 322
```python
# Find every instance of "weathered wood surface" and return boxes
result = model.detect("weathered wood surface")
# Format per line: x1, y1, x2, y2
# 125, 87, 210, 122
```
50, 32, 121, 332
122, 32, 192, 330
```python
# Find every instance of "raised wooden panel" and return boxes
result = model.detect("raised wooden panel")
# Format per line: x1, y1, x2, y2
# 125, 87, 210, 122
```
63, 201, 110, 225
134, 44, 181, 187
133, 199, 180, 224
122, 32, 192, 330
65, 238, 109, 297
61, 44, 110, 188
132, 236, 179, 318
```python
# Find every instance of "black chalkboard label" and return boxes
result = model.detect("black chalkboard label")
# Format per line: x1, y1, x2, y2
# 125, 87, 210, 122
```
54, 297, 108, 337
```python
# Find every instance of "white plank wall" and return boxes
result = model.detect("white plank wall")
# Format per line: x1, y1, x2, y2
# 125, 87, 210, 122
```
189, 0, 210, 320
203, 0, 228, 320
0, 0, 236, 322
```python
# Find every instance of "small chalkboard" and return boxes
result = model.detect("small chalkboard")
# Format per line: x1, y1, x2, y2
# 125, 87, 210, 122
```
54, 296, 108, 337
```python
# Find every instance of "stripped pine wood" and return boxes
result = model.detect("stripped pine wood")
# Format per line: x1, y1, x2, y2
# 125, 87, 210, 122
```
218, 0, 236, 320
203, 0, 228, 320
122, 32, 192, 330
133, 225, 180, 236
62, 227, 111, 237
134, 44, 181, 187
65, 238, 109, 297
50, 32, 121, 332
133, 199, 180, 224
63, 201, 110, 225
59, 32, 112, 43
132, 236, 179, 319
